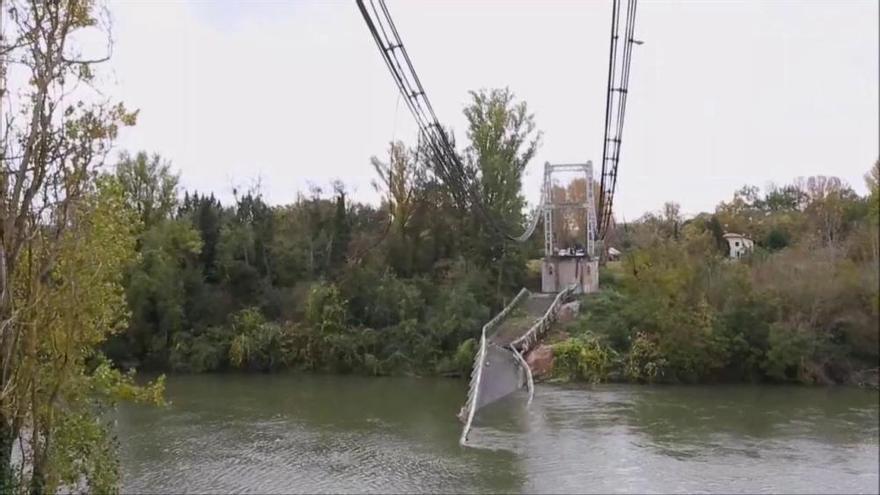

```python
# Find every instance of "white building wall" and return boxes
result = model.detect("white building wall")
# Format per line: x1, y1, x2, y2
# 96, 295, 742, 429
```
726, 236, 754, 259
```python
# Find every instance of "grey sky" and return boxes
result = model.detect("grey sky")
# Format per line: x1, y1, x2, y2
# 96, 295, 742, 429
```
105, 0, 878, 220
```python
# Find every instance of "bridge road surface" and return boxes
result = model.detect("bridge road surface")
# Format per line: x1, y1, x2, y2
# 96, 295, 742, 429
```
488, 294, 555, 347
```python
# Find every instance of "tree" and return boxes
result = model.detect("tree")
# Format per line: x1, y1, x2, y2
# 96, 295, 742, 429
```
17, 178, 163, 492
214, 190, 275, 307
763, 183, 807, 212
371, 141, 420, 236
228, 307, 287, 372
464, 88, 540, 224
706, 215, 728, 255
462, 88, 541, 301
866, 160, 879, 224
550, 178, 589, 250
764, 228, 790, 251
125, 219, 203, 368
802, 176, 856, 247
861, 161, 880, 283
329, 184, 351, 271
662, 202, 683, 240
0, 1, 151, 490
715, 185, 762, 235
370, 142, 426, 275
179, 192, 223, 282
115, 151, 179, 231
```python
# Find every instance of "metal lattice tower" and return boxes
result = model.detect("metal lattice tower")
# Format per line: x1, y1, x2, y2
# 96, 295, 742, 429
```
540, 161, 598, 259
542, 165, 554, 257
586, 161, 598, 259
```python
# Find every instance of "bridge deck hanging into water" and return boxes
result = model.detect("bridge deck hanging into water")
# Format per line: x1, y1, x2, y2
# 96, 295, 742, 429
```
356, 0, 640, 448
458, 285, 579, 445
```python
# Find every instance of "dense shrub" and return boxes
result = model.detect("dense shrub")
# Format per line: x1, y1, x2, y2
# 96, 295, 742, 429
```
552, 335, 616, 383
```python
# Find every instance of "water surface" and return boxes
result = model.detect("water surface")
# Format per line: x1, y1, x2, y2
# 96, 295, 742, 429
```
117, 374, 879, 494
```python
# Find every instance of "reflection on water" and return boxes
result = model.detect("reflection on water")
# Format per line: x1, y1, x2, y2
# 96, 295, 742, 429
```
117, 375, 879, 494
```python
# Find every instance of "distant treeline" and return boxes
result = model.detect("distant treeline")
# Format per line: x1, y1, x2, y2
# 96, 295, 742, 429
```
107, 137, 879, 387
106, 88, 544, 377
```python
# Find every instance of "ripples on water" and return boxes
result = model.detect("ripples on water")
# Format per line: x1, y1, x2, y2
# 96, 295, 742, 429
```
117, 375, 880, 494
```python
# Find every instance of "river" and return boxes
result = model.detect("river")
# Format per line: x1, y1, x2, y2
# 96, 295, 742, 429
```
116, 374, 879, 494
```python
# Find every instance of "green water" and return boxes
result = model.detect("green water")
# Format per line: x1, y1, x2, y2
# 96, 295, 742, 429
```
116, 374, 879, 494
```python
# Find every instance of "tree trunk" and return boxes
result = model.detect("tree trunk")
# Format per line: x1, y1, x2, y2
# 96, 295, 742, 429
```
28, 465, 44, 495
0, 415, 14, 494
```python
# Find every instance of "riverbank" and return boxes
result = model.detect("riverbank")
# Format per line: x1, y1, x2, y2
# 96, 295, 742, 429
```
523, 224, 879, 387
523, 297, 880, 390
104, 164, 878, 390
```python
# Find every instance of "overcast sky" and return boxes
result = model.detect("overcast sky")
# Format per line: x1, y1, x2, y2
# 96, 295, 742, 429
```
104, 0, 878, 220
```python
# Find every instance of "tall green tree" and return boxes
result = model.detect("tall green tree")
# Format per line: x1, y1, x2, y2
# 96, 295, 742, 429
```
370, 142, 425, 275
124, 219, 203, 368
865, 160, 879, 224
330, 185, 351, 272
0, 1, 160, 491
115, 151, 179, 231
20, 178, 163, 493
462, 88, 541, 300
464, 88, 540, 224
215, 191, 275, 308
179, 192, 224, 282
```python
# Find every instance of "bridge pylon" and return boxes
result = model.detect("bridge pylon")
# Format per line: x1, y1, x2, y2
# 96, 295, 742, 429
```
538, 161, 600, 294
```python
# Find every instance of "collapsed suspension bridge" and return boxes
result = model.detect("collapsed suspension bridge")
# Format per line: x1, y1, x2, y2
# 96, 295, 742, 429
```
357, 0, 640, 446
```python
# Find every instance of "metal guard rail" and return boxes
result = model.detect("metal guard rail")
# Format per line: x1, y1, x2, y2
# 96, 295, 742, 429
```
509, 284, 579, 354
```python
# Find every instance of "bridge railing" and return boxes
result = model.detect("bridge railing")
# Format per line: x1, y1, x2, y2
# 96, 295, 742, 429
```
509, 346, 534, 405
510, 283, 579, 354
459, 288, 530, 446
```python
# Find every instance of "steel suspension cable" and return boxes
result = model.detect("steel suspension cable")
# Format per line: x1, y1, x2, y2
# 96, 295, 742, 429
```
598, 0, 639, 240
603, 0, 638, 234
597, 0, 621, 238
360, 0, 478, 210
